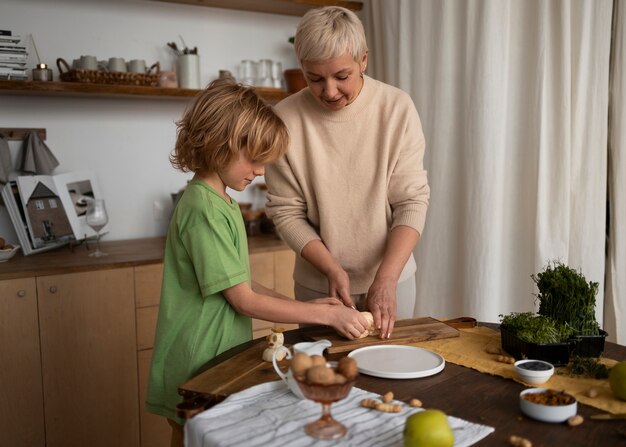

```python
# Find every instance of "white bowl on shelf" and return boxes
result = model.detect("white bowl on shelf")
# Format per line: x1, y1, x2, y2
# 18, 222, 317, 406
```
514, 359, 554, 385
0, 245, 20, 262
519, 388, 577, 423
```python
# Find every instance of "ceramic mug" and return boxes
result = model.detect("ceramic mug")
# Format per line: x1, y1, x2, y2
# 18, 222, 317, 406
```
108, 57, 126, 72
127, 59, 146, 73
79, 55, 98, 70
272, 339, 332, 399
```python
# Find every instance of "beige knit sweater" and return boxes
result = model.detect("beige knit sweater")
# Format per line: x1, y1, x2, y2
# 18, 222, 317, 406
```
265, 76, 430, 294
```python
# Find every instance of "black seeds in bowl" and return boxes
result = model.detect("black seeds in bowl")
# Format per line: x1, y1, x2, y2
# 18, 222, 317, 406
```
518, 361, 552, 371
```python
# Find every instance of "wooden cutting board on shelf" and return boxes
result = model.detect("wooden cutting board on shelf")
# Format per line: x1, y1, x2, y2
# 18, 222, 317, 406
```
300, 316, 460, 354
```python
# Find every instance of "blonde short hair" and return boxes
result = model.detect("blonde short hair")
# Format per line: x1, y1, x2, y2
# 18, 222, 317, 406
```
294, 6, 367, 63
171, 78, 288, 173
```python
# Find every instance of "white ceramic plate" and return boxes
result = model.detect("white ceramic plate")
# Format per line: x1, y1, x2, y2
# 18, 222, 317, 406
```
347, 345, 445, 379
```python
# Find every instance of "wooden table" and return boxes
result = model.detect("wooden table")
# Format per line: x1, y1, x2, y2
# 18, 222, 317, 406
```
179, 324, 626, 446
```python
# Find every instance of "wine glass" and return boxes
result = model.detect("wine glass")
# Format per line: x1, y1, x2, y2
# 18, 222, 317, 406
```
294, 375, 355, 440
86, 199, 109, 257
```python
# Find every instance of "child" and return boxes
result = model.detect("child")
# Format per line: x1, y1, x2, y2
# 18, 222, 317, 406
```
145, 79, 367, 445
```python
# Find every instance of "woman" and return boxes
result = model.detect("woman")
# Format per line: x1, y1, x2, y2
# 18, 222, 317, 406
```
265, 6, 430, 339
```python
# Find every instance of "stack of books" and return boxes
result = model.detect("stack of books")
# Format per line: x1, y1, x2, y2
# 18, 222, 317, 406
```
0, 30, 28, 80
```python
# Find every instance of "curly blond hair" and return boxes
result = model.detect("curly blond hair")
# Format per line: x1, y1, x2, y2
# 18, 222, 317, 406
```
171, 78, 288, 173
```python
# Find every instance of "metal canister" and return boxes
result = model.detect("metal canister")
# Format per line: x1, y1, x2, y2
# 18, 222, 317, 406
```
32, 63, 53, 81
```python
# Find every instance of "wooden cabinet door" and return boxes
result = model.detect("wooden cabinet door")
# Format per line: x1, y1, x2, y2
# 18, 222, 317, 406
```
250, 250, 298, 338
0, 277, 45, 447
274, 249, 295, 298
138, 349, 171, 447
37, 268, 140, 447
134, 264, 169, 447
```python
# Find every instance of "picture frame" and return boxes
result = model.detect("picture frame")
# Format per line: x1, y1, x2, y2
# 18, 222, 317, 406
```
1, 170, 106, 255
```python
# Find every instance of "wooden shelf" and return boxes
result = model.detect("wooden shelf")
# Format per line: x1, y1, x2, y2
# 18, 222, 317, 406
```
149, 0, 363, 16
0, 80, 289, 103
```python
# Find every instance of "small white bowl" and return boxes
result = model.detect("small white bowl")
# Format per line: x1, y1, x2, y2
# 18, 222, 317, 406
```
0, 245, 20, 262
519, 388, 577, 423
514, 359, 554, 385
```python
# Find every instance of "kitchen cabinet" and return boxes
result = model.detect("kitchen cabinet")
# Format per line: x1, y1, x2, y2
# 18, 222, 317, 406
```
135, 264, 170, 447
133, 249, 296, 447
250, 250, 299, 339
37, 268, 139, 447
149, 0, 363, 16
0, 277, 45, 447
0, 236, 294, 447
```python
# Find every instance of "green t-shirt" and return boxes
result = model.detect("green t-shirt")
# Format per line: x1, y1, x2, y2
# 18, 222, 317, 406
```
146, 179, 251, 423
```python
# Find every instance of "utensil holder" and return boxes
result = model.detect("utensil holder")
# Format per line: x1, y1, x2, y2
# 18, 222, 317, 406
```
177, 54, 200, 89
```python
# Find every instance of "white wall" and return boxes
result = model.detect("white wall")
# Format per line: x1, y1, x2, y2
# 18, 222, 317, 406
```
0, 0, 300, 244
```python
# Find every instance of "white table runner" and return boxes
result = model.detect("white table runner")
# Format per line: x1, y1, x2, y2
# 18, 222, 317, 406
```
185, 381, 494, 447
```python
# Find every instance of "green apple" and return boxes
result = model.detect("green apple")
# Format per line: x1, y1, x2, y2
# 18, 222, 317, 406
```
404, 409, 454, 447
609, 360, 626, 401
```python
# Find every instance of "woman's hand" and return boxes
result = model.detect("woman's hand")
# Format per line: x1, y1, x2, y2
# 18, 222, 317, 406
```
365, 278, 397, 339
327, 305, 368, 339
326, 265, 354, 308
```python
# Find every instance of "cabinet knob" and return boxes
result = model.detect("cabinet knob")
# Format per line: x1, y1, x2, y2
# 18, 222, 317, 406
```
17, 289, 26, 297
49, 286, 57, 294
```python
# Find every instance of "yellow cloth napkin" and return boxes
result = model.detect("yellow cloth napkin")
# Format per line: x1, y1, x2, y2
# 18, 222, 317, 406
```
410, 326, 626, 415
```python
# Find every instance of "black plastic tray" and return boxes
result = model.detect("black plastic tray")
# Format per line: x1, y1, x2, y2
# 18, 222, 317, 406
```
500, 326, 571, 366
569, 330, 608, 357
500, 327, 608, 366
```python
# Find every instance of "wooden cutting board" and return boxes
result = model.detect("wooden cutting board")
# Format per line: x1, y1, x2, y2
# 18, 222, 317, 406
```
300, 316, 460, 354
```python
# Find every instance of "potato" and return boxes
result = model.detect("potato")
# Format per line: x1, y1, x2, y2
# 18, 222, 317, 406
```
310, 355, 327, 367
306, 365, 335, 385
290, 352, 312, 378
337, 357, 358, 380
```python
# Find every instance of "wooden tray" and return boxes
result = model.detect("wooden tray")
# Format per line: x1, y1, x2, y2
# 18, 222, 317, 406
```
301, 316, 460, 354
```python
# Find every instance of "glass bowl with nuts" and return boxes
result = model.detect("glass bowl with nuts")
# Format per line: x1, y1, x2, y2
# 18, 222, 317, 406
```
292, 356, 359, 440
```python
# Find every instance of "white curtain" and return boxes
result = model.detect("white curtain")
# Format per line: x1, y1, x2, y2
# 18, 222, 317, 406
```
606, 1, 626, 344
364, 0, 623, 342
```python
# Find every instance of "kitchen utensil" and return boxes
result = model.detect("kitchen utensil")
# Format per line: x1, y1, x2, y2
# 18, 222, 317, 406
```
239, 60, 256, 86
0, 244, 20, 262
444, 316, 478, 329
108, 57, 126, 72
29, 34, 52, 81
519, 388, 577, 423
177, 54, 200, 89
514, 359, 554, 385
158, 70, 177, 88
272, 339, 332, 399
32, 64, 52, 81
301, 316, 460, 354
86, 199, 108, 257
294, 371, 355, 440
79, 55, 98, 70
127, 59, 146, 73
255, 59, 273, 87
348, 345, 445, 379
271, 61, 283, 89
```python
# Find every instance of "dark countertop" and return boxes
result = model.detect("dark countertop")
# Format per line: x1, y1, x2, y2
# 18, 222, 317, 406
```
0, 233, 289, 280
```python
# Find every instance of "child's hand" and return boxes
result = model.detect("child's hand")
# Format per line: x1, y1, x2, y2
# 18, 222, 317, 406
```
328, 306, 369, 339
309, 297, 343, 306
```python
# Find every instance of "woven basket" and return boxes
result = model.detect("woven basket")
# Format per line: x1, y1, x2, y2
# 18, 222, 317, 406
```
56, 58, 160, 87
